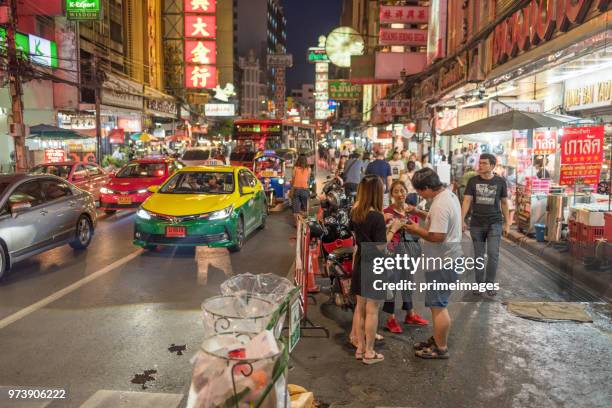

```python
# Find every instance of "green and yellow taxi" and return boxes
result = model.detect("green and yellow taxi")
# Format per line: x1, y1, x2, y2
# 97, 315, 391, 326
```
133, 165, 267, 252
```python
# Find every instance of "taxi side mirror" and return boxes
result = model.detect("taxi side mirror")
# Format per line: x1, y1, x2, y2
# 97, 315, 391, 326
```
148, 185, 160, 193
241, 186, 255, 195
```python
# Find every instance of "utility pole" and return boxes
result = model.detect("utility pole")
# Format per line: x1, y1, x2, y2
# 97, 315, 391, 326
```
6, 0, 27, 171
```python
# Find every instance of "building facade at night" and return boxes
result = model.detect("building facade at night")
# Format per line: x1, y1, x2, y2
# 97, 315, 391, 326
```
236, 0, 287, 101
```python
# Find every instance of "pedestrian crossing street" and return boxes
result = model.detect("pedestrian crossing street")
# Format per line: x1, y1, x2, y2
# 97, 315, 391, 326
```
0, 388, 184, 408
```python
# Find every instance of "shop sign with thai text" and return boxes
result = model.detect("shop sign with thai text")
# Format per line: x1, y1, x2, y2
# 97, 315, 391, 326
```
492, 0, 610, 66
379, 28, 427, 46
379, 5, 428, 24
308, 47, 328, 63
328, 80, 362, 100
533, 130, 557, 155
560, 125, 604, 164
559, 164, 602, 186
44, 148, 66, 163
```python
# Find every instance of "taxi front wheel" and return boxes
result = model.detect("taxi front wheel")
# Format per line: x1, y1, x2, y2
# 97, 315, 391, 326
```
229, 217, 245, 253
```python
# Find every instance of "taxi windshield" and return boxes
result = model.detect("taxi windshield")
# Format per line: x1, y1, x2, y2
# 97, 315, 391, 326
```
117, 163, 166, 178
160, 171, 234, 194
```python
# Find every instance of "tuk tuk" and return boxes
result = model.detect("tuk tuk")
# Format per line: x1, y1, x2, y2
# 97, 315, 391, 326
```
253, 150, 290, 207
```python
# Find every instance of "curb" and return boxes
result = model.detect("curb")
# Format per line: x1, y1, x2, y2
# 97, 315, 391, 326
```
505, 231, 611, 301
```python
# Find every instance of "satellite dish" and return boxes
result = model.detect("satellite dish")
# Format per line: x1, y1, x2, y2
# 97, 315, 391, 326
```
325, 26, 365, 68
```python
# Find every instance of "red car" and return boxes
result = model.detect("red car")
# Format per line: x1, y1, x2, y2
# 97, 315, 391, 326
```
99, 158, 182, 215
30, 161, 110, 201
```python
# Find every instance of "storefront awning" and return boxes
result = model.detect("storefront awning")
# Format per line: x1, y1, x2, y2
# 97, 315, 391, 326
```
27, 124, 90, 139
441, 111, 571, 136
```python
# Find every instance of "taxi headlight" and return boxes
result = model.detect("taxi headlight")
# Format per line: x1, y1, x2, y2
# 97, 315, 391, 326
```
100, 187, 112, 194
208, 206, 233, 220
137, 189, 148, 194
136, 208, 152, 220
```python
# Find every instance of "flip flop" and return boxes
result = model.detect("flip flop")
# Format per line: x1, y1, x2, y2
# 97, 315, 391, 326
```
415, 346, 449, 359
375, 333, 384, 341
362, 352, 384, 365
355, 351, 364, 360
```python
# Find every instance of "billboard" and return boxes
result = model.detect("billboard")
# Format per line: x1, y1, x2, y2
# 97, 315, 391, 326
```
66, 0, 101, 20
205, 103, 236, 117
380, 5, 428, 24
184, 2, 217, 89
379, 28, 427, 46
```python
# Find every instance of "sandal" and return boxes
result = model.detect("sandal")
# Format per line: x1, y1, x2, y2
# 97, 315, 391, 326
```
375, 333, 384, 341
362, 352, 384, 365
413, 336, 436, 350
355, 351, 364, 360
415, 346, 449, 359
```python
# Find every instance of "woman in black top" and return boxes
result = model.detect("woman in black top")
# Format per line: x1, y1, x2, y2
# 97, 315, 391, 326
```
349, 174, 402, 365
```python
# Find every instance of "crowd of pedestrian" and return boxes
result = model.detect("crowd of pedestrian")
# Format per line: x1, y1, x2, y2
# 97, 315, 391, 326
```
324, 146, 511, 365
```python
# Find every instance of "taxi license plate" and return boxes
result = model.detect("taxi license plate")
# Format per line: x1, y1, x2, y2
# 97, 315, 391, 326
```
166, 226, 186, 238
117, 196, 132, 205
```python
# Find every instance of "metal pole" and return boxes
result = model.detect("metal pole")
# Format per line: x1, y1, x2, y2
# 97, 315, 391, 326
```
7, 0, 27, 172
93, 55, 102, 164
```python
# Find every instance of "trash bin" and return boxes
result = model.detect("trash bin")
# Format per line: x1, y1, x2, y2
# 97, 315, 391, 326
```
220, 273, 296, 338
186, 331, 289, 408
534, 223, 546, 242
201, 295, 276, 336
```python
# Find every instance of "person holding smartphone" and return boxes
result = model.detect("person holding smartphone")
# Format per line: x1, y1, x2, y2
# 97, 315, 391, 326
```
382, 180, 429, 333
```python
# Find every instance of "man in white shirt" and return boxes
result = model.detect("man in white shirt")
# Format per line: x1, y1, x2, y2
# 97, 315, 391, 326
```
404, 168, 463, 360
388, 151, 405, 181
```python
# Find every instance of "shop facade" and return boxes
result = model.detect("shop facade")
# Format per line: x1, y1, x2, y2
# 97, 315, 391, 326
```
407, 1, 611, 245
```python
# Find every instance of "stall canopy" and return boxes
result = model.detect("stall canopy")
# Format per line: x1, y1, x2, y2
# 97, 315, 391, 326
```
27, 124, 89, 139
130, 132, 157, 142
441, 111, 573, 136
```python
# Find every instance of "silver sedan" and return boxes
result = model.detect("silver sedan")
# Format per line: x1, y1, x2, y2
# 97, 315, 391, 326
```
0, 174, 98, 279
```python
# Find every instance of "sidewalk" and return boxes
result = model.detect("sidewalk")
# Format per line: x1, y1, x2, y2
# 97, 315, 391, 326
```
505, 229, 611, 302
288, 240, 611, 408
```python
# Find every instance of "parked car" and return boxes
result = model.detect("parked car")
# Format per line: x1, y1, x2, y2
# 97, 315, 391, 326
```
99, 158, 182, 215
133, 165, 267, 252
181, 147, 225, 166
30, 161, 110, 201
0, 174, 97, 279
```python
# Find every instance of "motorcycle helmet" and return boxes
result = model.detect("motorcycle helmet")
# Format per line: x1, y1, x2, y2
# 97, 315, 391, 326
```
308, 221, 327, 239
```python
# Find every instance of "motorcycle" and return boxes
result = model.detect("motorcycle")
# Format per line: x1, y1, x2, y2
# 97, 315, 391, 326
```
317, 176, 356, 309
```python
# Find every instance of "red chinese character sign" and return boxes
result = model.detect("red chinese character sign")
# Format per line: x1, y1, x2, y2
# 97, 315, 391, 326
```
184, 1, 217, 89
185, 65, 217, 89
379, 6, 428, 24
184, 15, 216, 39
184, 0, 216, 14
184, 40, 217, 65
559, 125, 604, 186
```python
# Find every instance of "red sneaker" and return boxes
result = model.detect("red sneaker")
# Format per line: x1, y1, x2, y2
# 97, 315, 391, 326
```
385, 317, 403, 333
405, 313, 429, 326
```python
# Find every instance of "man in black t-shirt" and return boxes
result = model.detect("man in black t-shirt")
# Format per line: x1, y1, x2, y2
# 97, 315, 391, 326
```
461, 153, 510, 296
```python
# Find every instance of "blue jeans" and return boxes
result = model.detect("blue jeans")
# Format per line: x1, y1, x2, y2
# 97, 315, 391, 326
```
470, 223, 502, 284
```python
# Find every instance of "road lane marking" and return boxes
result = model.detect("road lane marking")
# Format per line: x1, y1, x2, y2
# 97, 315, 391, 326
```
79, 390, 183, 408
0, 249, 143, 331
195, 247, 233, 286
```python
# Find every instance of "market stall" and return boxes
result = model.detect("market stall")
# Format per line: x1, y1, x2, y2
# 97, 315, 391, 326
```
26, 124, 96, 166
